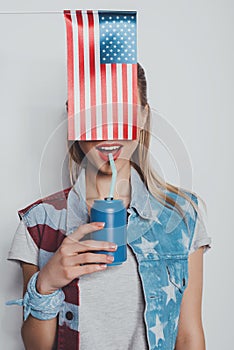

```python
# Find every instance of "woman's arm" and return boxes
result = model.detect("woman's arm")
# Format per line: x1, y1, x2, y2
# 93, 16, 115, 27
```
175, 247, 206, 350
21, 263, 57, 350
20, 223, 117, 350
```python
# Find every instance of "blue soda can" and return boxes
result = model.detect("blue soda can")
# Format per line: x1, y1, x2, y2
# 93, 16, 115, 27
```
90, 198, 127, 266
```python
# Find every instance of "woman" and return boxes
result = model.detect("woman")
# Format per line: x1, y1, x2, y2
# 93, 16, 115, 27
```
8, 63, 211, 350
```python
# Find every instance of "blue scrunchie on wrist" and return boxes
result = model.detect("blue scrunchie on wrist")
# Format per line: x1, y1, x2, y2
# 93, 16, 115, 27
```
6, 271, 65, 321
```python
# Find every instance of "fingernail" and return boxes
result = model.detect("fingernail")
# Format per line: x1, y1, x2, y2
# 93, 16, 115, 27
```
92, 222, 105, 228
110, 244, 118, 250
98, 264, 107, 269
107, 255, 114, 262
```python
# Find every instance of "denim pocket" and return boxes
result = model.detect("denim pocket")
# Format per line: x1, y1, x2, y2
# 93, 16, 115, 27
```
165, 256, 188, 294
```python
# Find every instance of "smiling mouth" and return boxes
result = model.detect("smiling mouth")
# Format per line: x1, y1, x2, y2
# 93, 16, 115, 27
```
96, 144, 123, 161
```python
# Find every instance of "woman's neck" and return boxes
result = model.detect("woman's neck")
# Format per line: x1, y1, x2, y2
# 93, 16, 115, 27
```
85, 161, 131, 212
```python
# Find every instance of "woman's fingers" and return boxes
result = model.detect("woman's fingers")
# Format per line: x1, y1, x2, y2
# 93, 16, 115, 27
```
58, 253, 112, 282
64, 222, 118, 254
78, 263, 109, 276
75, 239, 117, 252
61, 252, 114, 267
67, 263, 109, 279
37, 223, 118, 294
69, 222, 105, 241
60, 239, 117, 256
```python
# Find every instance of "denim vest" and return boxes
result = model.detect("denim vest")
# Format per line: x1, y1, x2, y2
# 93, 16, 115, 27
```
18, 167, 197, 350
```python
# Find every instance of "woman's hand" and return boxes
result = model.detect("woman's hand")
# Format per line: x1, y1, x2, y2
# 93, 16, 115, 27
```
36, 222, 117, 295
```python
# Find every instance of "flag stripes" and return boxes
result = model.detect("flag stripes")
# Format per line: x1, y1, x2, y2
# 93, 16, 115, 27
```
64, 10, 138, 140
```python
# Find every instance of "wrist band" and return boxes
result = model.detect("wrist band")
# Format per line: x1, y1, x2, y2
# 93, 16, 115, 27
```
6, 271, 65, 321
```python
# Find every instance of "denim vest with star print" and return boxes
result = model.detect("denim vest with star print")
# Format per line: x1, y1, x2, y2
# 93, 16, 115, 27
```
18, 167, 197, 350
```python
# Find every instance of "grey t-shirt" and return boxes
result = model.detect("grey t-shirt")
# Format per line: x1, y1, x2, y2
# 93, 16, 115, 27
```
8, 198, 211, 349
79, 245, 149, 349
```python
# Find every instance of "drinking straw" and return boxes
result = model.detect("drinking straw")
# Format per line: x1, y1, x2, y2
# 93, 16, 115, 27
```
108, 153, 117, 199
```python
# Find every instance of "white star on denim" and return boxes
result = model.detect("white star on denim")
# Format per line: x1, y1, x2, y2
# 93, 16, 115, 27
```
162, 281, 176, 305
142, 196, 162, 225
151, 210, 162, 225
174, 314, 180, 330
180, 229, 190, 248
179, 199, 196, 220
150, 314, 166, 347
134, 236, 159, 257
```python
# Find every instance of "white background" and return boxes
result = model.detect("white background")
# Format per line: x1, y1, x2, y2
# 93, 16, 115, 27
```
1, 0, 233, 349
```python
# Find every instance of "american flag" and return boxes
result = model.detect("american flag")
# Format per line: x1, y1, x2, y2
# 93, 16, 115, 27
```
64, 10, 138, 141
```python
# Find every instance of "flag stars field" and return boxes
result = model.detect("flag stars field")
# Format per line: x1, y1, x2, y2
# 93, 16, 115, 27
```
99, 13, 137, 64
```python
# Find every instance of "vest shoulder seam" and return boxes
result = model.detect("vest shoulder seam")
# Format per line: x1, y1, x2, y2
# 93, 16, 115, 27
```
18, 187, 72, 218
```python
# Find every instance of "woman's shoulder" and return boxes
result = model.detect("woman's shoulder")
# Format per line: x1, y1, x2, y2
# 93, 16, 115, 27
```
14, 188, 71, 256
18, 187, 72, 222
161, 187, 200, 224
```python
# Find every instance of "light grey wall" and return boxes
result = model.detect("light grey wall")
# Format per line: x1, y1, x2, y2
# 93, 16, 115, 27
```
1, 1, 233, 349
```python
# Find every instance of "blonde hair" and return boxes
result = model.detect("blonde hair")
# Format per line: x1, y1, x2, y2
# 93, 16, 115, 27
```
67, 63, 205, 227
